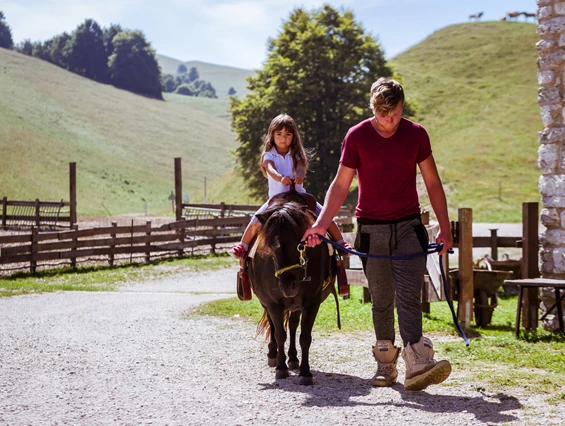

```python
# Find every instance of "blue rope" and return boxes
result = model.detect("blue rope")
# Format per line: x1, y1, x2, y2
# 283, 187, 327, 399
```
308, 234, 470, 346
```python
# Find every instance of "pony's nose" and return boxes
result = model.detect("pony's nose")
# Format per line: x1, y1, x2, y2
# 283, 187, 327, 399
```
280, 280, 299, 298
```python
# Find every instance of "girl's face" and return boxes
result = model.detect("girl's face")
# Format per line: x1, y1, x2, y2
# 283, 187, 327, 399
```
273, 127, 293, 154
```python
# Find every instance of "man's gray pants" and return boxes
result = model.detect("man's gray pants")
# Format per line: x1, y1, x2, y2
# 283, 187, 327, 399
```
355, 217, 428, 346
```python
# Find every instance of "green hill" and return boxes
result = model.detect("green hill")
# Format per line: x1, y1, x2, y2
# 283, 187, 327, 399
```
157, 54, 254, 99
391, 22, 541, 222
0, 48, 253, 217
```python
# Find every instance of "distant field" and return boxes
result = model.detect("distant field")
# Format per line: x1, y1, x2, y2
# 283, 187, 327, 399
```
157, 54, 254, 99
392, 22, 541, 222
0, 48, 254, 216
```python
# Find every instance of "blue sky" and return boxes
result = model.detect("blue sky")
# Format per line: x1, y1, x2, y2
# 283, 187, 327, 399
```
3, 0, 538, 70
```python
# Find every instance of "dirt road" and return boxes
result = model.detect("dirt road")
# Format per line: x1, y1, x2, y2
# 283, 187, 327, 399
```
0, 267, 562, 425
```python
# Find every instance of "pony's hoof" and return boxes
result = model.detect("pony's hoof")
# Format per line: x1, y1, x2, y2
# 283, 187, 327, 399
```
275, 369, 289, 379
288, 361, 300, 370
268, 358, 277, 368
299, 375, 313, 386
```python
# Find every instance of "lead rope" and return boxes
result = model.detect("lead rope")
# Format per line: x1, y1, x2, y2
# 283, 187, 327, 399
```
303, 235, 470, 346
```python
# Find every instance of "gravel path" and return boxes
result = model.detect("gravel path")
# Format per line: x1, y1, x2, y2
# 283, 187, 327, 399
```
1, 267, 563, 425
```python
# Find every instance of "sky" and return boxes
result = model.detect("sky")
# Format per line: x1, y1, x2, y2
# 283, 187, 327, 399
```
3, 0, 538, 70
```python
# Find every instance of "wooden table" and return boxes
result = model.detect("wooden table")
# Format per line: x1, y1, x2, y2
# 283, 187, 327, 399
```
504, 278, 565, 336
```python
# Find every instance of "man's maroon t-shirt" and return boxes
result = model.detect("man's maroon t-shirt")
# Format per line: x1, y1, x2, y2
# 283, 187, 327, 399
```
340, 117, 432, 221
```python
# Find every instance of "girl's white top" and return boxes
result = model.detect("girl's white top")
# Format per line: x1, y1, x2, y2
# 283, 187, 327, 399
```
264, 147, 305, 198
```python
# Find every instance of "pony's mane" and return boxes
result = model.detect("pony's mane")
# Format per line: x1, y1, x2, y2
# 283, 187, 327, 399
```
256, 201, 313, 253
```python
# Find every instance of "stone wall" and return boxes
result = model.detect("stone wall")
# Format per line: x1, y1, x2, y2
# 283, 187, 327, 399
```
537, 0, 565, 330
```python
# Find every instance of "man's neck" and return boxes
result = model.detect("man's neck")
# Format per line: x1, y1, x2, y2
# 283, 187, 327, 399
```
371, 117, 400, 138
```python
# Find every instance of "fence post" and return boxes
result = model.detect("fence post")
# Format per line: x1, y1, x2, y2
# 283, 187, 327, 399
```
145, 221, 152, 263
175, 158, 183, 221
489, 228, 498, 261
30, 226, 38, 273
178, 226, 185, 258
109, 221, 117, 267
211, 218, 218, 255
2, 197, 6, 230
458, 208, 474, 329
69, 162, 76, 227
35, 198, 40, 228
521, 202, 540, 330
71, 224, 78, 268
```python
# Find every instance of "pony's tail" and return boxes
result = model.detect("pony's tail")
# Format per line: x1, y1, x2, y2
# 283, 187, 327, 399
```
256, 309, 290, 341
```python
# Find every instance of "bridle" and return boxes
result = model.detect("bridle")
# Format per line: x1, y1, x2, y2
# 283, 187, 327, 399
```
274, 243, 311, 282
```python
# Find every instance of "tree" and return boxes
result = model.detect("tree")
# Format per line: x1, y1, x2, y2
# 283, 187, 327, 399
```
231, 5, 395, 200
0, 11, 14, 49
65, 19, 108, 82
177, 64, 187, 74
228, 87, 237, 96
103, 24, 123, 59
15, 39, 33, 56
47, 32, 71, 67
188, 66, 199, 82
108, 30, 163, 99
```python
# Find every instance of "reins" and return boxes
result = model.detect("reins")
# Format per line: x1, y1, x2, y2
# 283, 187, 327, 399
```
274, 243, 310, 281
295, 235, 470, 346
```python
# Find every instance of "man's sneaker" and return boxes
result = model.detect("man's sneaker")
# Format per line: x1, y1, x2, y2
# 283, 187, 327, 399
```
402, 336, 451, 391
371, 340, 400, 387
228, 243, 247, 259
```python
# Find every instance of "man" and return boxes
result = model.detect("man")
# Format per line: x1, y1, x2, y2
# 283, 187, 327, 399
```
301, 78, 453, 391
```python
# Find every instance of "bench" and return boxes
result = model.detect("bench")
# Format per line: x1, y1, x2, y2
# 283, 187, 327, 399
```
504, 278, 565, 336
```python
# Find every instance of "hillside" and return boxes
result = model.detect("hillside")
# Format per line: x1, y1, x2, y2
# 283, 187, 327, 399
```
391, 22, 541, 222
157, 54, 254, 99
0, 48, 253, 217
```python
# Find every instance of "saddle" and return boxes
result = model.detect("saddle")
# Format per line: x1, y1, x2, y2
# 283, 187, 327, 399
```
267, 183, 318, 214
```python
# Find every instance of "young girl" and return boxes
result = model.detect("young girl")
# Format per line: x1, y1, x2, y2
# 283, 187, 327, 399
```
229, 114, 350, 258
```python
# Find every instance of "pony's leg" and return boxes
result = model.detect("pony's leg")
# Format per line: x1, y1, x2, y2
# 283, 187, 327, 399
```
298, 304, 321, 385
266, 312, 277, 367
287, 311, 301, 370
268, 307, 289, 379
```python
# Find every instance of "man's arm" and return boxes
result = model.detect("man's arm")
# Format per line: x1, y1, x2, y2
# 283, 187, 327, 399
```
301, 164, 356, 245
418, 154, 452, 254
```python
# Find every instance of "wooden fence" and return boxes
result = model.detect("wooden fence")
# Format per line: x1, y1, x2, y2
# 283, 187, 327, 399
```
0, 203, 354, 274
1, 197, 72, 231
0, 216, 251, 273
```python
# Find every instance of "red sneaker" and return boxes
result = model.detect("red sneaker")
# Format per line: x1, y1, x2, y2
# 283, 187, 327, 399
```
228, 243, 247, 259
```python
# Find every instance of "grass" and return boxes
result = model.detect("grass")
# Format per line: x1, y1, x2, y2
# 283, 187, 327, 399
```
392, 22, 541, 222
0, 48, 255, 216
0, 22, 544, 222
193, 286, 565, 396
0, 254, 234, 297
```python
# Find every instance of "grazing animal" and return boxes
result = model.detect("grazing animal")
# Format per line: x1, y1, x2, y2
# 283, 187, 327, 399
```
469, 12, 483, 21
523, 12, 536, 20
249, 199, 338, 385
507, 11, 521, 20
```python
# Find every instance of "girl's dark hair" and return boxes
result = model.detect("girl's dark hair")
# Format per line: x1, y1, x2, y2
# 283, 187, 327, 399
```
259, 114, 309, 177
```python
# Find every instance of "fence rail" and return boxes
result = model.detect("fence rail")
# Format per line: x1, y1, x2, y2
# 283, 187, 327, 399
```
0, 215, 251, 273
1, 197, 71, 231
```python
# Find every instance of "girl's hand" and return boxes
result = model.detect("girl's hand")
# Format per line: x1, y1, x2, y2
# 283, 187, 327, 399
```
281, 176, 291, 186
294, 176, 304, 185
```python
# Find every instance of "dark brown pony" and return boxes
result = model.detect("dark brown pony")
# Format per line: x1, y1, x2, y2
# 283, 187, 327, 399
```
249, 199, 337, 385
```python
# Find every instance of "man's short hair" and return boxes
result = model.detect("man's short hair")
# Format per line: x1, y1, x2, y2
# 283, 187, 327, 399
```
369, 78, 404, 116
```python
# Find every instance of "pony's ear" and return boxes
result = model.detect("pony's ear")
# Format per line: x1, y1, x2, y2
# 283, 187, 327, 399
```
255, 212, 269, 225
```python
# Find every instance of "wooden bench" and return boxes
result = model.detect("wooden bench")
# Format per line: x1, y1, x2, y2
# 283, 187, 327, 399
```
504, 278, 565, 336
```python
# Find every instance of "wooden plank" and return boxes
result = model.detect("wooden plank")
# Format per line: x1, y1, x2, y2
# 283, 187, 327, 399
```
458, 208, 474, 328
175, 158, 183, 221
69, 162, 76, 226
3, 215, 71, 222
5, 200, 70, 207
521, 202, 540, 331
345, 269, 368, 288
505, 278, 565, 287
472, 236, 520, 248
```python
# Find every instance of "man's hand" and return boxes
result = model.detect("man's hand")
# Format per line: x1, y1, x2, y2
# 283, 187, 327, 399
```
301, 224, 327, 247
435, 228, 453, 255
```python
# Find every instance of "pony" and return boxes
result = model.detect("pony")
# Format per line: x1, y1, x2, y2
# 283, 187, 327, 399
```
249, 198, 339, 385
469, 12, 483, 21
